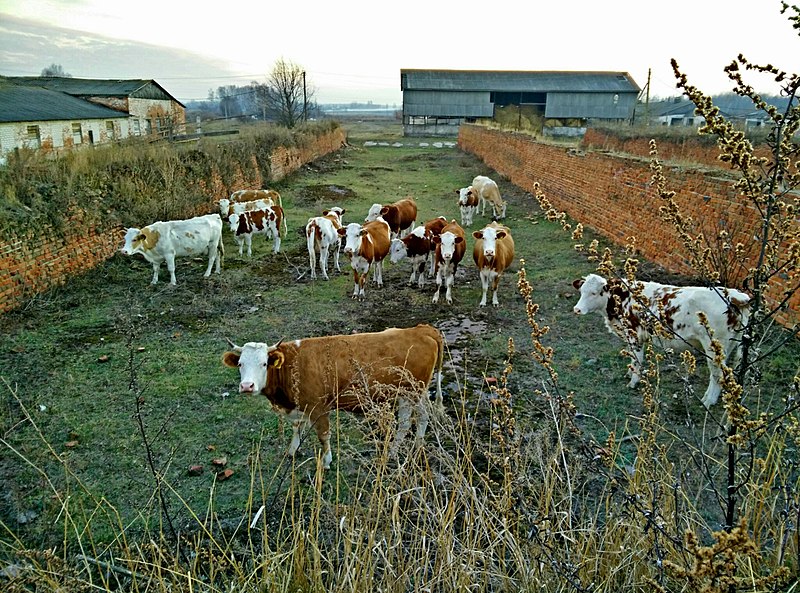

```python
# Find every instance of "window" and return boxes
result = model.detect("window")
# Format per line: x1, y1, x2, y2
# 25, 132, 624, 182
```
72, 123, 82, 144
132, 119, 141, 136
106, 121, 115, 140
26, 125, 41, 148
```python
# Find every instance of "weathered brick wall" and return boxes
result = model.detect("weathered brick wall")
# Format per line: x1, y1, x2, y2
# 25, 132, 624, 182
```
458, 124, 798, 327
0, 127, 348, 315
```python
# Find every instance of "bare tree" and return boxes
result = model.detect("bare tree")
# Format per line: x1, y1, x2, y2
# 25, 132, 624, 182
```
265, 58, 313, 128
40, 63, 71, 77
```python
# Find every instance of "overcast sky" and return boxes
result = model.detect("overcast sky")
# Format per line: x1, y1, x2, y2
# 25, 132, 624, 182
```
0, 0, 797, 105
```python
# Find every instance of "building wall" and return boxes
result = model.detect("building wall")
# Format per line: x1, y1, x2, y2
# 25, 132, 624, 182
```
0, 127, 347, 315
128, 97, 186, 136
0, 117, 130, 161
458, 124, 798, 327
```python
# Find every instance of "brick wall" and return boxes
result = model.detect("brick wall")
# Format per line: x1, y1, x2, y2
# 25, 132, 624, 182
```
458, 124, 798, 327
0, 127, 348, 315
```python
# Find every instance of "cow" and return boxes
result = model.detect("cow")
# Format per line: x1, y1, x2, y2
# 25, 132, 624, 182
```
389, 216, 448, 288
471, 175, 507, 220
227, 205, 284, 256
306, 207, 346, 280
456, 186, 479, 227
431, 220, 467, 305
365, 197, 417, 239
222, 324, 445, 469
338, 218, 391, 300
472, 222, 515, 307
572, 273, 752, 408
120, 213, 223, 285
220, 189, 287, 236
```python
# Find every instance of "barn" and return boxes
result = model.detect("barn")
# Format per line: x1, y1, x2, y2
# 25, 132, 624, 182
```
400, 69, 640, 137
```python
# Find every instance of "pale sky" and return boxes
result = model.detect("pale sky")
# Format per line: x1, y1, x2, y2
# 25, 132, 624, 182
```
0, 0, 797, 105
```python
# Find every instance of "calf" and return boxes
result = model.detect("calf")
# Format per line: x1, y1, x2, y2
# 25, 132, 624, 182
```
120, 213, 223, 285
431, 220, 466, 305
306, 207, 345, 280
456, 186, 480, 227
389, 216, 448, 288
471, 175, 507, 220
338, 218, 391, 300
365, 197, 417, 238
572, 273, 752, 408
224, 189, 286, 235
472, 222, 515, 307
228, 206, 284, 256
222, 324, 445, 468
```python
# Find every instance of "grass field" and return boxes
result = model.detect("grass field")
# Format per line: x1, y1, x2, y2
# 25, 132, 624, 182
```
1, 119, 797, 577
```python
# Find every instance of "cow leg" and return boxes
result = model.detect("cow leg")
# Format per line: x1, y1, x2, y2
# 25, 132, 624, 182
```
392, 397, 413, 458
445, 268, 455, 305
312, 413, 332, 469
308, 242, 317, 280
432, 267, 443, 304
236, 237, 244, 256
491, 271, 501, 307
408, 265, 417, 286
165, 254, 178, 285
333, 240, 341, 273
288, 419, 305, 456
373, 261, 384, 286
701, 339, 724, 408
319, 244, 329, 280
150, 261, 161, 285
416, 258, 427, 288
414, 397, 429, 445
272, 232, 281, 253
478, 269, 490, 307
203, 242, 217, 278
627, 345, 644, 388
358, 271, 368, 300
351, 269, 360, 299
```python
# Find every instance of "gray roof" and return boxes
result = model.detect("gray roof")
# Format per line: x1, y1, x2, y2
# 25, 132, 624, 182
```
0, 79, 128, 123
5, 76, 185, 107
401, 69, 641, 93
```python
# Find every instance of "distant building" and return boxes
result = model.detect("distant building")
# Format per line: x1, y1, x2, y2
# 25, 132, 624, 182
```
400, 69, 640, 137
0, 76, 186, 162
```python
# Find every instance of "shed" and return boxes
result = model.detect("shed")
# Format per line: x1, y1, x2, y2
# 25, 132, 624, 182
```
400, 69, 640, 137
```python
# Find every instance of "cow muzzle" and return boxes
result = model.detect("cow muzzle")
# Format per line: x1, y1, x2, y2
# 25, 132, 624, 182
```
239, 382, 255, 393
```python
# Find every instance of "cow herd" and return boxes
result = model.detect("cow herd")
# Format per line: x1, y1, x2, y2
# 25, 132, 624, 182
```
119, 173, 753, 469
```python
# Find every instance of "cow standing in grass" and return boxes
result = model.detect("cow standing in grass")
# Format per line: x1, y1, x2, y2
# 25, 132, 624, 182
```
431, 220, 466, 305
389, 216, 448, 288
338, 218, 391, 300
306, 207, 345, 280
365, 197, 418, 239
472, 222, 515, 307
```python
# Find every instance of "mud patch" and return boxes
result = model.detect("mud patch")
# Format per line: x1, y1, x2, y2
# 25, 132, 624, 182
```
436, 315, 488, 378
293, 184, 358, 209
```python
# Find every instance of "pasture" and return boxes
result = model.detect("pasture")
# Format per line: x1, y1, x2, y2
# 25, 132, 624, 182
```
1, 120, 797, 590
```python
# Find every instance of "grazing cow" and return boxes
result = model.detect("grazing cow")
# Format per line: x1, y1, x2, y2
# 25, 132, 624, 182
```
365, 197, 417, 238
228, 206, 284, 256
471, 175, 507, 220
222, 189, 287, 236
389, 216, 448, 288
306, 207, 346, 280
472, 222, 515, 307
431, 220, 467, 305
338, 218, 391, 300
456, 186, 480, 227
572, 273, 752, 408
222, 324, 445, 468
120, 213, 223, 285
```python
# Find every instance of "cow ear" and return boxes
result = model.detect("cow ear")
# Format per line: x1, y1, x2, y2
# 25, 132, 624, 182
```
572, 279, 585, 290
222, 351, 240, 368
269, 351, 285, 369
337, 228, 346, 236
496, 231, 506, 239
472, 231, 483, 240
432, 235, 442, 244
136, 233, 146, 242
454, 236, 464, 244
322, 209, 329, 216
380, 206, 390, 215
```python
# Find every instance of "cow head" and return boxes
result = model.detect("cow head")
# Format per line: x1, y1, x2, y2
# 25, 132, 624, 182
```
222, 340, 284, 394
433, 231, 463, 261
364, 203, 383, 222
121, 227, 159, 255
218, 198, 231, 217
572, 273, 610, 315
227, 212, 240, 232
323, 206, 345, 226
473, 225, 507, 261
389, 238, 408, 263
457, 187, 472, 206
339, 222, 366, 255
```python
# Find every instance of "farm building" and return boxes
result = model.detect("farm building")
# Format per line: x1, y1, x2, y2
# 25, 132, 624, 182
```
3, 76, 185, 144
0, 78, 131, 163
400, 69, 641, 137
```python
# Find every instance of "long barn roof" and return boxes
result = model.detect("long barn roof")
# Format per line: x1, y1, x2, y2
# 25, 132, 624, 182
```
5, 76, 185, 107
0, 79, 128, 123
401, 69, 641, 93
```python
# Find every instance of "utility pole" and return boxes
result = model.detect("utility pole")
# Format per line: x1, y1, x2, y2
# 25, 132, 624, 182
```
303, 71, 308, 122
645, 68, 651, 127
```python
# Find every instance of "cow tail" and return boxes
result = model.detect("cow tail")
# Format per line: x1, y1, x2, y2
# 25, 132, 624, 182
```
278, 206, 287, 238
435, 329, 444, 408
306, 220, 317, 253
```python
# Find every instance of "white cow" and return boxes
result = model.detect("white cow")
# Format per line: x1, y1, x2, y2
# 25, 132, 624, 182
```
120, 213, 223, 285
471, 175, 507, 220
572, 273, 752, 407
306, 207, 345, 280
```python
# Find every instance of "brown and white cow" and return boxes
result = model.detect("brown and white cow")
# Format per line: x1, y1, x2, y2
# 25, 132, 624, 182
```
228, 206, 284, 256
220, 189, 287, 236
473, 222, 515, 307
222, 324, 445, 468
338, 218, 391, 300
572, 273, 752, 408
365, 197, 417, 239
306, 207, 345, 280
389, 216, 448, 288
455, 186, 480, 227
470, 175, 507, 220
120, 213, 223, 285
431, 220, 467, 305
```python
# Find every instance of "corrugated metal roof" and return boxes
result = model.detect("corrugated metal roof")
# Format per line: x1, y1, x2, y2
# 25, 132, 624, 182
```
0, 80, 128, 123
5, 76, 184, 107
401, 69, 641, 93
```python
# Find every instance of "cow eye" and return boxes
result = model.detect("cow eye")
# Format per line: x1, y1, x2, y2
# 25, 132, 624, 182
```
237, 362, 242, 367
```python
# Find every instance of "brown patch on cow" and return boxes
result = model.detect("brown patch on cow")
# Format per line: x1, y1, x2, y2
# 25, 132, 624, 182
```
136, 228, 160, 251
605, 279, 629, 322
222, 351, 240, 368
658, 289, 680, 331
727, 296, 749, 329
